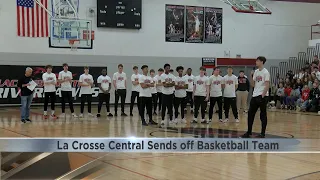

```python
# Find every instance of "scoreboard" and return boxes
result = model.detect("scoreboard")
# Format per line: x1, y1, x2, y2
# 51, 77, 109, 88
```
97, 0, 142, 29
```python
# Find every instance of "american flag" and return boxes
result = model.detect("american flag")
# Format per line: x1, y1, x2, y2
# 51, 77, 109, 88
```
17, 0, 49, 37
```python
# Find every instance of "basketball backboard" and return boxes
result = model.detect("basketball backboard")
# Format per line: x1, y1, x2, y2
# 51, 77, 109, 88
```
222, 0, 271, 14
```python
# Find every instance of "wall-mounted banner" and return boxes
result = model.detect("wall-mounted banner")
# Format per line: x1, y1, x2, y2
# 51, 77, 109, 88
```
165, 5, 185, 42
0, 138, 316, 152
202, 57, 216, 68
185, 6, 204, 43
204, 7, 223, 44
0, 65, 106, 105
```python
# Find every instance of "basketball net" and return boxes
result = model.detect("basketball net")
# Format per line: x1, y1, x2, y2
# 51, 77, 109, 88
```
69, 40, 80, 51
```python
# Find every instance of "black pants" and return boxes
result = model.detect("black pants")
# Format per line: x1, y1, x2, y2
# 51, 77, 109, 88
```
247, 95, 268, 135
274, 95, 284, 105
224, 97, 238, 119
115, 89, 126, 113
61, 91, 74, 113
161, 94, 174, 120
174, 97, 186, 119
98, 93, 110, 113
44, 92, 56, 111
209, 96, 223, 120
186, 91, 194, 109
152, 93, 157, 112
157, 92, 162, 111
140, 97, 152, 123
81, 94, 92, 113
194, 96, 206, 119
130, 91, 140, 114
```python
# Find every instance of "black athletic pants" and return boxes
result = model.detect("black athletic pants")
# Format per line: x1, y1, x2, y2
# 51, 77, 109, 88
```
157, 92, 162, 111
209, 96, 223, 120
247, 95, 268, 136
174, 97, 186, 119
152, 93, 157, 112
161, 94, 173, 120
185, 91, 194, 109
224, 97, 238, 119
61, 91, 74, 113
115, 89, 126, 113
194, 96, 206, 119
81, 94, 92, 113
130, 91, 140, 114
98, 93, 110, 113
44, 92, 56, 111
140, 97, 152, 123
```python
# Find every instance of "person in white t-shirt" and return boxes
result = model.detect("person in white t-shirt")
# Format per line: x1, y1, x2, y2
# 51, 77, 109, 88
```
150, 69, 158, 115
113, 64, 127, 116
313, 66, 320, 81
58, 63, 77, 118
97, 68, 113, 118
192, 66, 210, 124
241, 56, 270, 138
42, 65, 57, 119
174, 66, 188, 124
155, 68, 164, 112
130, 66, 141, 116
139, 65, 158, 126
160, 64, 176, 125
184, 68, 194, 113
223, 66, 239, 122
208, 67, 224, 123
79, 66, 94, 118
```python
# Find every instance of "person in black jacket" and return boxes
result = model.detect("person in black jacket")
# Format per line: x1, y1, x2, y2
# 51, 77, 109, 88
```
236, 70, 250, 113
301, 82, 320, 112
17, 67, 34, 123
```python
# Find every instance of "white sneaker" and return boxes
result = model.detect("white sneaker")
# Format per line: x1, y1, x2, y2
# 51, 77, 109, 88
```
173, 118, 179, 124
208, 119, 212, 123
60, 113, 66, 117
219, 119, 223, 122
79, 114, 84, 118
181, 118, 187, 124
72, 113, 78, 118
169, 120, 175, 125
235, 118, 240, 123
191, 118, 198, 124
201, 119, 206, 124
223, 118, 229, 123
88, 113, 95, 117
161, 120, 166, 125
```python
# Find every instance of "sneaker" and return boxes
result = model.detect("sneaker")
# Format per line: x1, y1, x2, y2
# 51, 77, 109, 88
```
160, 120, 166, 125
121, 112, 128, 116
181, 118, 187, 124
51, 115, 58, 119
142, 121, 148, 126
153, 112, 157, 115
97, 114, 101, 118
223, 118, 229, 123
235, 119, 240, 123
72, 114, 78, 118
25, 119, 32, 122
173, 118, 179, 124
169, 120, 175, 125
201, 119, 206, 124
191, 118, 198, 124
43, 115, 49, 119
255, 134, 265, 138
107, 113, 113, 117
130, 113, 133, 116
208, 119, 212, 123
79, 114, 84, 118
21, 119, 26, 123
240, 132, 251, 138
219, 119, 223, 122
244, 110, 248, 113
88, 113, 95, 117
60, 113, 66, 117
149, 120, 158, 125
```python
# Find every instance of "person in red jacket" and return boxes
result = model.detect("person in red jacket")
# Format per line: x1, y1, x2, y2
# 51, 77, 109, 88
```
284, 84, 292, 109
297, 85, 310, 108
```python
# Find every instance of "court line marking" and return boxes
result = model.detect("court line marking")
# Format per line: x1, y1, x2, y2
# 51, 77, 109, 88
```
285, 170, 320, 180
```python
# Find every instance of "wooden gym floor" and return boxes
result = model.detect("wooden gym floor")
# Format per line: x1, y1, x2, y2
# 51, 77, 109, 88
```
0, 106, 320, 180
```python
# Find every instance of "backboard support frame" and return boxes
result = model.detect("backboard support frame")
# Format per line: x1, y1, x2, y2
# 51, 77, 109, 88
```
222, 0, 272, 14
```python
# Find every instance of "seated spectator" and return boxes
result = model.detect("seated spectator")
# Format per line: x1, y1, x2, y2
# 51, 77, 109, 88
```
303, 77, 309, 86
304, 62, 311, 74
284, 84, 292, 108
312, 66, 320, 81
308, 76, 314, 89
286, 84, 300, 110
294, 69, 304, 79
285, 78, 291, 87
301, 82, 320, 112
297, 85, 310, 108
275, 83, 285, 109
296, 78, 303, 92
311, 55, 319, 72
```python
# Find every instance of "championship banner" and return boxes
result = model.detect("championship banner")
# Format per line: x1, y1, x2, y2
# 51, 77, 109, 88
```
204, 7, 223, 44
165, 4, 185, 42
0, 138, 318, 152
0, 65, 105, 105
202, 57, 216, 68
185, 6, 204, 43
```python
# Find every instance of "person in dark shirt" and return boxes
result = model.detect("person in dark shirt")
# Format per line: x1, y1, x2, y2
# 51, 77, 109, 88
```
17, 67, 34, 123
236, 70, 250, 113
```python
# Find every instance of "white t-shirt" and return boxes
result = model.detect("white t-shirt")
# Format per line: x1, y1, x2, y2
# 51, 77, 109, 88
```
131, 74, 141, 92
97, 75, 111, 93
209, 75, 224, 97
194, 75, 209, 97
184, 74, 194, 92
252, 68, 270, 97
155, 75, 163, 92
79, 74, 93, 95
161, 73, 176, 95
175, 76, 188, 98
139, 75, 153, 97
58, 71, 72, 91
42, 72, 56, 92
315, 71, 320, 81
223, 74, 238, 98
113, 72, 127, 90
151, 76, 157, 94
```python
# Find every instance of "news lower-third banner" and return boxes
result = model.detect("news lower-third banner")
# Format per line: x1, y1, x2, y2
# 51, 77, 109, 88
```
0, 138, 319, 152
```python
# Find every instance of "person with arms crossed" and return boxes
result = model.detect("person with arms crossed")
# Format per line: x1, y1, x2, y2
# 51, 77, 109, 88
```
42, 65, 58, 119
184, 68, 194, 113
192, 66, 210, 124
174, 66, 188, 124
150, 69, 158, 115
160, 64, 176, 125
155, 68, 164, 113
97, 68, 113, 117
208, 67, 224, 123
223, 66, 239, 123
241, 56, 270, 138
58, 63, 77, 118
79, 66, 94, 118
18, 67, 34, 123
130, 66, 141, 116
113, 64, 127, 116
237, 70, 250, 113
139, 65, 158, 126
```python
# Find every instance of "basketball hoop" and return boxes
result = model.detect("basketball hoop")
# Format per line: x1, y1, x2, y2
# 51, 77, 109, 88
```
69, 39, 80, 51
